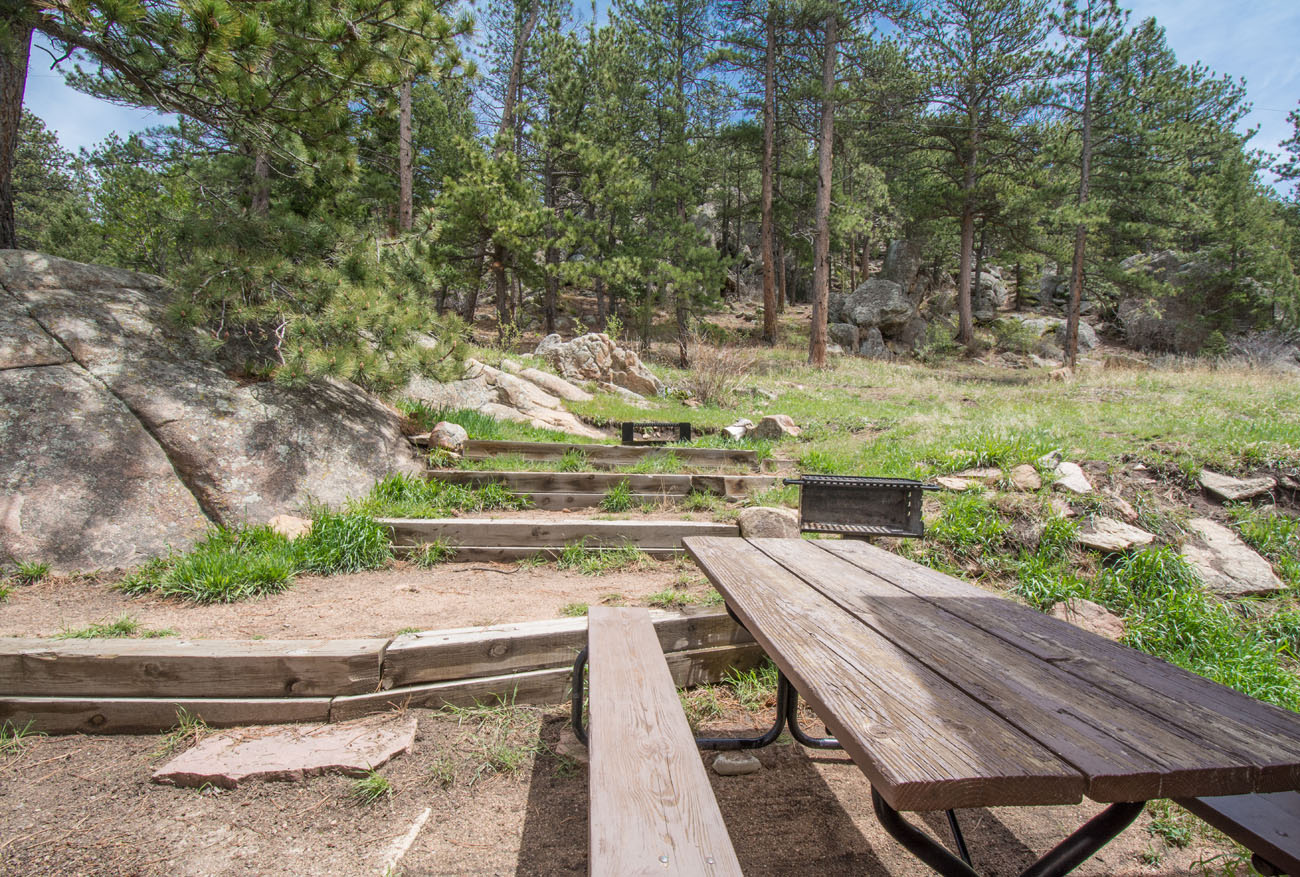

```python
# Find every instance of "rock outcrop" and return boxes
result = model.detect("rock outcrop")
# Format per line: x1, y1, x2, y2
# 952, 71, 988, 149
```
842, 279, 915, 334
0, 251, 425, 570
534, 333, 664, 397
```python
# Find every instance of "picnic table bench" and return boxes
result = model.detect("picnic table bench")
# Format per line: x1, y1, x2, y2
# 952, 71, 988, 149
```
679, 535, 1300, 877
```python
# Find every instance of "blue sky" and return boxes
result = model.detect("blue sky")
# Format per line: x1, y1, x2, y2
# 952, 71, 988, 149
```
22, 0, 1300, 186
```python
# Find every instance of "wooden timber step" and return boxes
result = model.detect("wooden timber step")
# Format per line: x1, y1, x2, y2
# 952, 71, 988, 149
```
442, 439, 765, 471
428, 470, 779, 499
382, 518, 738, 560
0, 608, 756, 734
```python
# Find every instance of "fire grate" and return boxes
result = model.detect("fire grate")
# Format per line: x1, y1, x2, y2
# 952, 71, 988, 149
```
783, 475, 939, 539
620, 421, 692, 445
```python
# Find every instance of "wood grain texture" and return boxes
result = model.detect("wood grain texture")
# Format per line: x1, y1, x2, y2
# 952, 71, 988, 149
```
428, 471, 777, 497
0, 695, 333, 734
754, 538, 1256, 802
458, 440, 759, 470
587, 607, 743, 876
381, 608, 753, 689
381, 517, 737, 549
392, 545, 683, 562
334, 643, 761, 723
683, 536, 1084, 811
0, 638, 385, 697
821, 539, 1300, 794
1176, 792, 1300, 875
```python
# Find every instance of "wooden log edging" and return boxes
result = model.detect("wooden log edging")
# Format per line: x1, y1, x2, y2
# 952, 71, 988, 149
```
426, 439, 763, 471
0, 608, 757, 735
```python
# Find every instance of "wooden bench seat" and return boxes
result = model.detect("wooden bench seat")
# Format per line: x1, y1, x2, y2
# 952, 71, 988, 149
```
1178, 792, 1300, 876
586, 606, 742, 876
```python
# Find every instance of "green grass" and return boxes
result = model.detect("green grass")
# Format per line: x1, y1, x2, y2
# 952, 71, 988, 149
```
55, 614, 177, 639
600, 479, 635, 512
154, 708, 208, 757
0, 582, 10, 603
412, 538, 458, 567
559, 602, 589, 617
0, 719, 41, 758
13, 561, 51, 585
557, 449, 588, 472
354, 472, 530, 518
1227, 505, 1300, 587
616, 452, 683, 474
350, 770, 392, 805
726, 660, 779, 712
646, 588, 699, 609
925, 491, 1010, 558
555, 542, 651, 576
398, 401, 589, 444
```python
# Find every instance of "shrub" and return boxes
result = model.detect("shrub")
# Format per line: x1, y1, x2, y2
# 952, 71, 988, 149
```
680, 333, 757, 405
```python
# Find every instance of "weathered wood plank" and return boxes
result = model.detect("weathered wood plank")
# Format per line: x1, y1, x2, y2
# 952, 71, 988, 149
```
588, 606, 744, 876
431, 470, 695, 494
1177, 792, 1300, 876
821, 539, 1300, 794
393, 545, 683, 562
0, 638, 385, 698
382, 608, 754, 690
754, 539, 1256, 802
381, 517, 737, 549
0, 695, 333, 734
334, 642, 761, 722
684, 536, 1084, 812
457, 440, 759, 470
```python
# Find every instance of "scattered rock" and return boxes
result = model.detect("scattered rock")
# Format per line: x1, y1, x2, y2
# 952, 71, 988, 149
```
936, 476, 973, 491
955, 467, 1002, 485
1198, 470, 1276, 503
555, 728, 589, 765
1182, 518, 1285, 596
1037, 450, 1063, 468
1052, 462, 1093, 494
1054, 321, 1098, 351
749, 387, 777, 402
152, 715, 417, 789
1009, 464, 1042, 491
1048, 497, 1076, 518
723, 419, 754, 441
712, 751, 761, 777
268, 515, 312, 540
429, 421, 469, 453
464, 359, 604, 438
1008, 519, 1045, 552
751, 414, 801, 440
1049, 598, 1125, 641
1028, 354, 1059, 369
1104, 490, 1139, 522
1077, 517, 1154, 553
826, 342, 845, 356
533, 333, 664, 397
737, 506, 800, 539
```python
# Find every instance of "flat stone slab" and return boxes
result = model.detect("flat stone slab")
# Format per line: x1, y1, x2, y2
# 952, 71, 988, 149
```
152, 715, 417, 789
1009, 464, 1042, 491
1199, 470, 1276, 503
1078, 517, 1154, 553
1052, 461, 1093, 494
954, 467, 1002, 484
1049, 598, 1125, 641
1182, 518, 1285, 597
936, 476, 973, 491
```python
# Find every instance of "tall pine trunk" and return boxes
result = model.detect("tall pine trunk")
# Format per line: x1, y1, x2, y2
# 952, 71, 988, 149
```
956, 205, 975, 347
760, 10, 777, 343
1065, 45, 1095, 368
0, 23, 31, 249
250, 150, 271, 217
808, 12, 837, 368
398, 77, 413, 232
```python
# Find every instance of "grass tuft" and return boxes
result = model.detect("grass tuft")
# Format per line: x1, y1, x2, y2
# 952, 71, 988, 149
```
726, 660, 779, 712
0, 719, 42, 758
1227, 505, 1300, 587
14, 561, 51, 585
555, 542, 650, 576
600, 479, 635, 512
412, 538, 457, 567
56, 614, 177, 639
350, 770, 392, 805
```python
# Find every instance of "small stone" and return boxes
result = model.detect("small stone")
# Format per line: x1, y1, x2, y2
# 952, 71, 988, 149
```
1048, 497, 1076, 518
1037, 449, 1063, 468
1077, 517, 1154, 553
1049, 598, 1125, 641
712, 751, 761, 777
152, 715, 417, 789
555, 728, 589, 765
1198, 470, 1276, 503
1104, 491, 1139, 522
737, 506, 800, 539
751, 414, 801, 440
1028, 354, 1059, 369
267, 514, 312, 540
936, 476, 973, 491
1182, 518, 1285, 596
430, 420, 469, 453
1009, 464, 1042, 491
722, 425, 748, 441
955, 467, 1002, 484
1052, 461, 1093, 494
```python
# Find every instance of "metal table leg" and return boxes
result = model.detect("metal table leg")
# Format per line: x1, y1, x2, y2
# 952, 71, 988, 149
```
872, 788, 1145, 877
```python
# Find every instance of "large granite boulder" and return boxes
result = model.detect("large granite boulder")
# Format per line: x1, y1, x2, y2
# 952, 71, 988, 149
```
534, 333, 664, 397
842, 278, 914, 334
0, 251, 425, 569
828, 322, 859, 352
973, 272, 1008, 323
881, 240, 924, 298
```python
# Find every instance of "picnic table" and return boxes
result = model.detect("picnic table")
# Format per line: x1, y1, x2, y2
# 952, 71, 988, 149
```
681, 535, 1300, 877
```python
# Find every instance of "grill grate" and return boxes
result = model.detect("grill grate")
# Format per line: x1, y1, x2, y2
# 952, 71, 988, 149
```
784, 474, 937, 539
785, 475, 941, 490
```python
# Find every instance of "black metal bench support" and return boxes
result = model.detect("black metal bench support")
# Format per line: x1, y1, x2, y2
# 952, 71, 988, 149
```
872, 789, 1144, 877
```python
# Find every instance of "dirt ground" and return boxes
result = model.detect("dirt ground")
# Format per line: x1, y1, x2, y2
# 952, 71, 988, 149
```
0, 703, 1246, 877
0, 554, 709, 640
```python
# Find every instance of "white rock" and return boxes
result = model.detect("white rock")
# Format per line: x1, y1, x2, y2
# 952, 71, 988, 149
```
1198, 470, 1276, 503
1077, 517, 1154, 553
751, 414, 801, 439
936, 476, 973, 491
1049, 599, 1125, 641
1037, 449, 1063, 468
1052, 462, 1093, 494
1182, 518, 1285, 596
712, 751, 761, 776
268, 514, 312, 540
429, 421, 468, 453
737, 507, 800, 539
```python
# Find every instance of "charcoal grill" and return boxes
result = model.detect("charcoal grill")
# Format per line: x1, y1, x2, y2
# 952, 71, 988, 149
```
620, 421, 692, 445
783, 475, 939, 539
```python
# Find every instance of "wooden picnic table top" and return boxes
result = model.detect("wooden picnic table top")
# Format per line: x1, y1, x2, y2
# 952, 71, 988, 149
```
683, 535, 1300, 814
